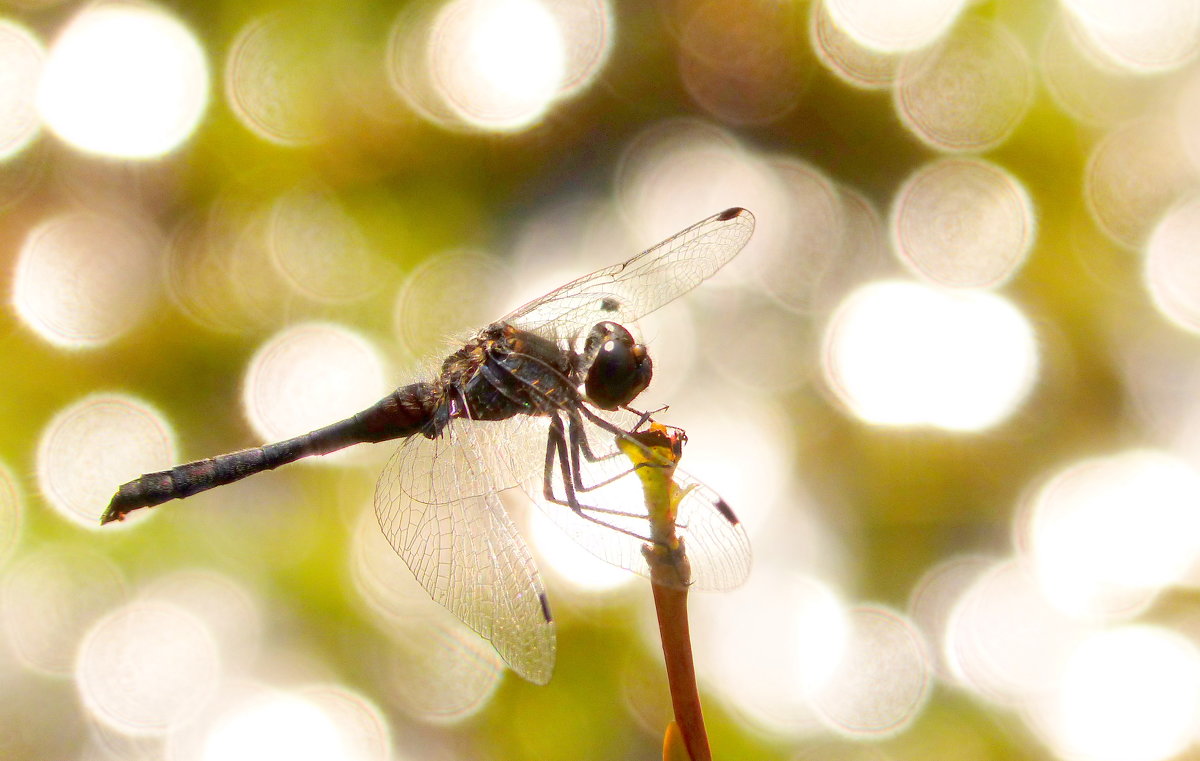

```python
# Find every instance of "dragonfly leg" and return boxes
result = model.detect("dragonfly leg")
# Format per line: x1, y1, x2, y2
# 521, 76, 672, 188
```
577, 406, 672, 473
542, 414, 656, 543
564, 413, 666, 495
621, 403, 671, 431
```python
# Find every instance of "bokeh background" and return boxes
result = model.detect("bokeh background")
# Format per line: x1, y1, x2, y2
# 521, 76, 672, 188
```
2, 0, 1200, 759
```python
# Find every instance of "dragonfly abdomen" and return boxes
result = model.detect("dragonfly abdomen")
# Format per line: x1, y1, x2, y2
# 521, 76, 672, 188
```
102, 382, 437, 524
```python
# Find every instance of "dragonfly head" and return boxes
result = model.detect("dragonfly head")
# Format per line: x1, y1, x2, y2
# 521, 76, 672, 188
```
581, 321, 653, 410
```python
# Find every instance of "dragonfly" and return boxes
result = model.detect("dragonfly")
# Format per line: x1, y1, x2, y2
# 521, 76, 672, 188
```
103, 207, 756, 684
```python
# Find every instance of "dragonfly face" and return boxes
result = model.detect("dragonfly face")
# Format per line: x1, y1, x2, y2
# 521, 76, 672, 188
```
579, 321, 653, 411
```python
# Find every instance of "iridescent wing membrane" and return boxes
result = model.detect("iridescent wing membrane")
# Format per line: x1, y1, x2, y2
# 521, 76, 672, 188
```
503, 207, 755, 341
375, 417, 556, 684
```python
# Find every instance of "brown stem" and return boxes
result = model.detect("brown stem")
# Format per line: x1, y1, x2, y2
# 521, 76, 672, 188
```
651, 578, 710, 761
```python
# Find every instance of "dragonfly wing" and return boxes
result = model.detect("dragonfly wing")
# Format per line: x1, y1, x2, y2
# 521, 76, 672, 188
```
374, 419, 556, 685
669, 465, 752, 591
503, 208, 755, 341
470, 411, 553, 495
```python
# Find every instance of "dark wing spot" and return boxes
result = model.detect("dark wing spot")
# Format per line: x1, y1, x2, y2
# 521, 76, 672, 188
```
538, 591, 554, 622
717, 207, 745, 221
600, 296, 620, 312
714, 498, 739, 524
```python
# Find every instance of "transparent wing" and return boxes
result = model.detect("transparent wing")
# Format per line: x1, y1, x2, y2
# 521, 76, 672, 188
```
503, 207, 755, 341
374, 420, 556, 685
515, 409, 751, 591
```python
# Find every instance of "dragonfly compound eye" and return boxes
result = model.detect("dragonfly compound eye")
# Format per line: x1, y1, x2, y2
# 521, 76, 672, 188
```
583, 322, 653, 410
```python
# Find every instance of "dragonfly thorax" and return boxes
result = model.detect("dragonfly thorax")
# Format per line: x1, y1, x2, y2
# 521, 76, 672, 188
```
580, 321, 653, 411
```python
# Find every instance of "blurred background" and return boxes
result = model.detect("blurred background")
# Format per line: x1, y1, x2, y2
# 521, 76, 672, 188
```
2, 0, 1200, 759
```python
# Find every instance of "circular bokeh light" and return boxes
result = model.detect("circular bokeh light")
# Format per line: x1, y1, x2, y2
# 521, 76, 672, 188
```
1086, 118, 1197, 248
225, 15, 324, 145
76, 601, 220, 735
1044, 626, 1200, 761
36, 394, 175, 528
0, 20, 44, 160
893, 18, 1034, 153
1061, 0, 1200, 74
37, 1, 209, 158
12, 210, 161, 349
810, 606, 930, 737
822, 0, 967, 53
822, 280, 1038, 431
891, 157, 1035, 289
1144, 194, 1200, 334
242, 323, 388, 451
1022, 450, 1200, 619
2, 545, 126, 675
428, 0, 566, 131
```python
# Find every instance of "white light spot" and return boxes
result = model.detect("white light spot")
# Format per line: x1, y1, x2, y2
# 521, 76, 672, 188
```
1144, 194, 1200, 334
389, 0, 606, 131
165, 202, 290, 335
907, 555, 994, 681
428, 0, 566, 131
0, 20, 44, 160
1044, 626, 1200, 761
295, 685, 392, 761
527, 499, 636, 594
1061, 0, 1200, 73
809, 0, 900, 89
810, 606, 930, 737
543, 0, 612, 98
755, 157, 845, 313
810, 188, 898, 313
2, 545, 126, 675
891, 158, 1035, 289
1177, 69, 1200, 171
822, 0, 967, 53
893, 18, 1034, 153
36, 394, 175, 528
944, 559, 1092, 702
143, 569, 263, 669
690, 570, 847, 736
1041, 10, 1153, 127
37, 1, 209, 158
1022, 451, 1200, 619
76, 601, 220, 735
822, 280, 1038, 431
200, 690, 350, 761
242, 323, 388, 453
1086, 117, 1197, 248
12, 210, 162, 349
703, 292, 815, 393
